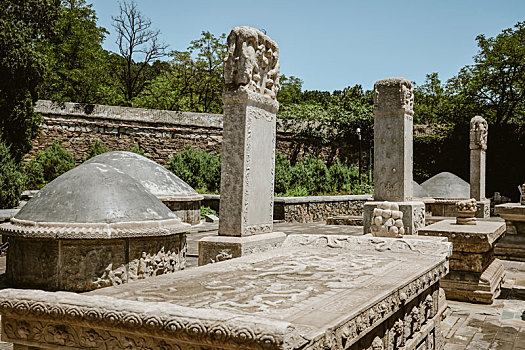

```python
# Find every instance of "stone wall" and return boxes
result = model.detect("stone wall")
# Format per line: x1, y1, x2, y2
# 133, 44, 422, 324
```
202, 194, 372, 223
29, 100, 366, 166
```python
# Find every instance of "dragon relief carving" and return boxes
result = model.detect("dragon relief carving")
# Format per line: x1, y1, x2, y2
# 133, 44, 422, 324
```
224, 26, 280, 100
469, 115, 488, 150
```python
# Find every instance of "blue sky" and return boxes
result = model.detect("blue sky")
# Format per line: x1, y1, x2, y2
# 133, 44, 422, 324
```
90, 0, 525, 91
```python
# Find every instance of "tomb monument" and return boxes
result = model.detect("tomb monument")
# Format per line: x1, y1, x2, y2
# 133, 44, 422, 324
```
86, 151, 203, 224
198, 26, 286, 266
0, 163, 189, 292
363, 78, 425, 235
419, 199, 505, 303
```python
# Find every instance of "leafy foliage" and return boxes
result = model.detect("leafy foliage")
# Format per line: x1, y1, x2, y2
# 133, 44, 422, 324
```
0, 0, 60, 161
24, 142, 75, 189
0, 142, 25, 208
200, 205, 217, 219
38, 0, 110, 104
167, 148, 221, 193
85, 139, 108, 160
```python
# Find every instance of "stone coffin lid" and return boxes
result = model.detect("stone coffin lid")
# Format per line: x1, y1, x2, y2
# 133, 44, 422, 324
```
421, 171, 470, 199
85, 151, 203, 202
1, 163, 188, 239
0, 235, 451, 350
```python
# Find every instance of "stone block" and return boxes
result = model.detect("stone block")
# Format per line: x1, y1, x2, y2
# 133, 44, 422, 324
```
441, 259, 505, 304
495, 203, 525, 261
0, 234, 450, 350
198, 231, 286, 266
419, 219, 506, 303
363, 201, 425, 235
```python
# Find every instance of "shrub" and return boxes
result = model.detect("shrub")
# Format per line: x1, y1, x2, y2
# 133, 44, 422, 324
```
274, 152, 291, 194
130, 145, 150, 157
290, 156, 332, 195
0, 142, 24, 208
200, 205, 217, 219
85, 140, 108, 160
167, 148, 221, 193
328, 161, 359, 192
24, 142, 75, 189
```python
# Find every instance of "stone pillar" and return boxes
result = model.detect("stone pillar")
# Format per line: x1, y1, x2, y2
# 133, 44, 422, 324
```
470, 116, 487, 200
198, 27, 286, 266
469, 116, 490, 218
373, 77, 414, 202
363, 78, 425, 235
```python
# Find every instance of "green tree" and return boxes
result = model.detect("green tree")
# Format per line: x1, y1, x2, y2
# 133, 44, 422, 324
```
0, 0, 60, 160
0, 141, 25, 208
112, 0, 167, 105
277, 75, 303, 104
38, 0, 110, 103
134, 31, 226, 113
441, 22, 525, 125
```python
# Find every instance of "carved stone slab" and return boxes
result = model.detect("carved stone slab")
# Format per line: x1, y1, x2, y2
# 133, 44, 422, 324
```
0, 234, 450, 350
364, 201, 425, 235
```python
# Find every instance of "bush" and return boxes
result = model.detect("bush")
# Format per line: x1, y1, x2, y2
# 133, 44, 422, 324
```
290, 156, 332, 195
0, 142, 24, 208
328, 160, 359, 192
274, 152, 291, 194
85, 140, 108, 160
200, 206, 217, 219
167, 148, 221, 193
24, 142, 75, 189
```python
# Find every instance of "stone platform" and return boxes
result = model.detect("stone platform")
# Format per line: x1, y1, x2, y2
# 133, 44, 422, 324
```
495, 203, 525, 261
0, 234, 450, 350
419, 219, 506, 304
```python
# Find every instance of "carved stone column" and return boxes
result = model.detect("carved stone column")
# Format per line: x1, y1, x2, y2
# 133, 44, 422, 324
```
363, 78, 425, 235
198, 27, 286, 266
469, 116, 490, 218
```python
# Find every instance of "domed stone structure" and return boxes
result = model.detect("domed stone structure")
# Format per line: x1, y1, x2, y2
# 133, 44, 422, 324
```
412, 180, 429, 198
86, 151, 203, 224
420, 172, 470, 199
0, 163, 189, 292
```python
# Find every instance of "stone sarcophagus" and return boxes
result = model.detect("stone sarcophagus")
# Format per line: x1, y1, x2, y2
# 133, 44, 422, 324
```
0, 234, 450, 350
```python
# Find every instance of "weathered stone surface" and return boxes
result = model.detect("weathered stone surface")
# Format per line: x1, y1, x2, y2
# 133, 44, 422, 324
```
418, 219, 505, 253
373, 77, 414, 202
441, 259, 505, 304
326, 215, 363, 226
420, 172, 470, 199
364, 201, 425, 235
198, 231, 286, 266
426, 198, 490, 218
413, 180, 429, 198
455, 198, 477, 225
370, 201, 405, 237
495, 203, 525, 261
0, 234, 451, 350
85, 151, 203, 224
0, 163, 189, 291
419, 219, 505, 303
470, 116, 488, 201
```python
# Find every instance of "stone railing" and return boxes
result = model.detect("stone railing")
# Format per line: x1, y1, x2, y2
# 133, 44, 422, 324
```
202, 194, 372, 223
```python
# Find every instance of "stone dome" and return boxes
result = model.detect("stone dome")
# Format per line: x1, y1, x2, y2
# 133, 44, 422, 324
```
420, 172, 470, 199
85, 151, 203, 202
1, 163, 189, 292
4, 163, 186, 238
412, 180, 429, 198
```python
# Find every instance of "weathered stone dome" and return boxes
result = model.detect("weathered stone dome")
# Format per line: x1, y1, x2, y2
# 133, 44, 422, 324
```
412, 180, 429, 198
0, 163, 189, 292
85, 151, 203, 224
85, 151, 202, 201
420, 172, 470, 199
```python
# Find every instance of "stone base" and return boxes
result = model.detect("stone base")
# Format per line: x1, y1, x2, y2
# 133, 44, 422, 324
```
163, 199, 201, 225
6, 234, 187, 292
427, 199, 490, 218
441, 259, 505, 304
198, 231, 286, 266
363, 201, 425, 235
494, 203, 525, 261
